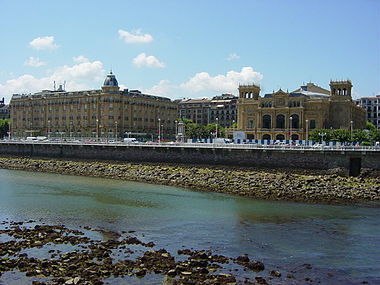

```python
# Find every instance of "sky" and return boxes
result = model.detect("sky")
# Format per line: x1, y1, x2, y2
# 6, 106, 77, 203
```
0, 0, 379, 103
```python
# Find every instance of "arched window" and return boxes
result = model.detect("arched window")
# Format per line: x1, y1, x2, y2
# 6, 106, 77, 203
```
262, 115, 271, 129
276, 114, 285, 129
262, 134, 271, 140
290, 114, 299, 129
276, 134, 285, 140
310, 120, 316, 129
291, 134, 299, 140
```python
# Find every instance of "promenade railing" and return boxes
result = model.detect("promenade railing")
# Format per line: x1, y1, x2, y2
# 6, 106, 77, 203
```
1, 139, 380, 152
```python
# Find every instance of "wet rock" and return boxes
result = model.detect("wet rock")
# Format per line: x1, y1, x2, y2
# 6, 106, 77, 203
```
255, 276, 268, 284
236, 254, 250, 263
246, 261, 265, 271
270, 270, 281, 277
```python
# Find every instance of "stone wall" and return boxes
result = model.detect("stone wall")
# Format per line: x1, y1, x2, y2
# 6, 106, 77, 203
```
0, 142, 379, 173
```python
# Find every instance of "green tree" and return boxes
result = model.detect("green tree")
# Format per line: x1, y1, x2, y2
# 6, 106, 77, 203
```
331, 129, 350, 143
352, 129, 369, 144
0, 119, 10, 139
309, 129, 330, 142
179, 119, 225, 140
368, 128, 380, 143
365, 121, 376, 131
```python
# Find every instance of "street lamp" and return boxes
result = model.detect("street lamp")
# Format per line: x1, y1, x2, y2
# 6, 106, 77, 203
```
69, 121, 73, 140
232, 119, 235, 137
319, 132, 326, 144
158, 118, 161, 144
115, 121, 118, 140
48, 120, 51, 140
305, 119, 309, 143
175, 120, 178, 141
8, 120, 11, 140
216, 117, 219, 139
350, 120, 353, 142
289, 116, 293, 141
96, 119, 99, 141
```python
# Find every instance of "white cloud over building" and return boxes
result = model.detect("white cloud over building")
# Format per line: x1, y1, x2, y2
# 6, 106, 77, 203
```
227, 53, 240, 61
24, 57, 46, 67
132, 53, 165, 68
0, 60, 105, 102
29, 36, 59, 50
118, 29, 153, 44
144, 80, 173, 96
180, 67, 263, 94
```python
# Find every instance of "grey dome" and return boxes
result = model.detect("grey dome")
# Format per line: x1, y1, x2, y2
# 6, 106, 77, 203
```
103, 71, 118, 87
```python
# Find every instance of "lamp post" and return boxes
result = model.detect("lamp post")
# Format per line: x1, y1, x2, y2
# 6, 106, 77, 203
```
115, 121, 118, 140
96, 119, 99, 141
69, 121, 73, 140
158, 118, 161, 144
289, 116, 293, 141
319, 132, 326, 144
175, 120, 178, 141
305, 119, 309, 143
350, 120, 353, 142
8, 120, 11, 140
48, 120, 51, 140
216, 117, 219, 140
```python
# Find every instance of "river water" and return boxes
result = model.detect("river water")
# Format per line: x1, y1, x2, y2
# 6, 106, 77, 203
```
0, 169, 379, 284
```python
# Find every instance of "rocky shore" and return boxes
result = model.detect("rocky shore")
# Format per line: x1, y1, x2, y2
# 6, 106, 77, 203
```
0, 220, 322, 285
0, 156, 379, 204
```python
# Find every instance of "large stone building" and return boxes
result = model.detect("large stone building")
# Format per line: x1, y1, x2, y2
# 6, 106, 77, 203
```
178, 94, 237, 127
0, 97, 10, 119
236, 80, 366, 140
10, 72, 178, 140
355, 95, 380, 128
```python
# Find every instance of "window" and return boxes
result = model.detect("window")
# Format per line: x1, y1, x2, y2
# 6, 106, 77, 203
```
262, 115, 271, 129
310, 120, 316, 129
276, 114, 285, 129
290, 114, 299, 129
248, 120, 254, 129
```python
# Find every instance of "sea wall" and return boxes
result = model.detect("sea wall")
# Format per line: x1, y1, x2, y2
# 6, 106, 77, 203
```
0, 142, 379, 175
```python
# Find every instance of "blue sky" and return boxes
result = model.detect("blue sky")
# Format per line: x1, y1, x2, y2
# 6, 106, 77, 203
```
0, 0, 379, 102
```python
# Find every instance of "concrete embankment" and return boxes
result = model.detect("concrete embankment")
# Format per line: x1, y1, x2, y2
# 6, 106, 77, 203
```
1, 156, 379, 204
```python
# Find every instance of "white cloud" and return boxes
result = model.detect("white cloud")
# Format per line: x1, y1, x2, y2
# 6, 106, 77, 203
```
72, 55, 89, 63
24, 57, 46, 67
29, 36, 59, 50
144, 80, 173, 96
180, 67, 263, 93
118, 29, 153, 44
0, 60, 105, 102
133, 53, 165, 68
227, 53, 240, 61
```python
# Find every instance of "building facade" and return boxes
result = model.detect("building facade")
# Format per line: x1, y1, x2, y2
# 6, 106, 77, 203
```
355, 95, 380, 128
10, 72, 178, 140
0, 98, 10, 119
179, 94, 237, 127
236, 80, 366, 140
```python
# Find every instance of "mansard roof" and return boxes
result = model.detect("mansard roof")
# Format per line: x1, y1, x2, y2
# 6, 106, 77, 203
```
103, 71, 118, 87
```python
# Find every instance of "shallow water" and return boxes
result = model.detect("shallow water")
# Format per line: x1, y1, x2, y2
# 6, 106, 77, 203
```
0, 169, 379, 284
